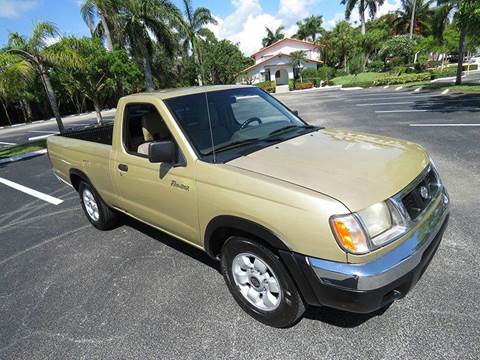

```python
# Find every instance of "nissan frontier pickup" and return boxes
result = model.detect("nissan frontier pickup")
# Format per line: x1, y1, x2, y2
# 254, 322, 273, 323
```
47, 85, 449, 327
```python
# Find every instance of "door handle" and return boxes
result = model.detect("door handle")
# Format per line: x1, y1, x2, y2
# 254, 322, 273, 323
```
118, 164, 128, 172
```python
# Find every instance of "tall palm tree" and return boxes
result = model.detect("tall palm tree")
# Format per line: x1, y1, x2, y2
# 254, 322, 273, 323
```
341, 0, 385, 35
295, 15, 324, 41
394, 0, 434, 36
262, 26, 285, 48
81, 0, 116, 51
117, 0, 182, 91
181, 0, 217, 86
433, 0, 480, 84
6, 23, 70, 132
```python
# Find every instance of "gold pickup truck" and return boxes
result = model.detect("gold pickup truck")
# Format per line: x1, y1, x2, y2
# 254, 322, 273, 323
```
47, 85, 449, 327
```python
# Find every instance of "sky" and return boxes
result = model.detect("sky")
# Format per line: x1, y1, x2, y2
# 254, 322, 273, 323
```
0, 0, 402, 55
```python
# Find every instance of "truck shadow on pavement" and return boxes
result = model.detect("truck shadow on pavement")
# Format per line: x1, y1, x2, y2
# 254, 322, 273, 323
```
412, 93, 480, 113
121, 215, 220, 271
121, 214, 386, 328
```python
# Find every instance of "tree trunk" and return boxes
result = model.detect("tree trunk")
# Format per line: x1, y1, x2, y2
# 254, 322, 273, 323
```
98, 10, 113, 52
22, 99, 33, 123
142, 56, 155, 91
92, 97, 104, 125
360, 8, 366, 35
456, 24, 467, 85
192, 40, 203, 86
1, 101, 12, 126
38, 63, 64, 133
409, 0, 417, 39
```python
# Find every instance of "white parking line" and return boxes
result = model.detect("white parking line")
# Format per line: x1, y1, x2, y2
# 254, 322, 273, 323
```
376, 110, 429, 113
0, 177, 64, 205
356, 101, 414, 106
29, 130, 58, 133
409, 123, 480, 127
28, 134, 57, 141
346, 94, 436, 102
0, 141, 17, 145
395, 86, 403, 91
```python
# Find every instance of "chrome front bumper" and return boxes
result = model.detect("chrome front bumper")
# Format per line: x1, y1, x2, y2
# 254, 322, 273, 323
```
308, 189, 449, 292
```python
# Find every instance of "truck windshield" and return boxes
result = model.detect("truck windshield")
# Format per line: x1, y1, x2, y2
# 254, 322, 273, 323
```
164, 87, 312, 161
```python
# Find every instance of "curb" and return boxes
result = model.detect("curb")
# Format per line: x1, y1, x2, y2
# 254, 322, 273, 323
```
0, 149, 47, 165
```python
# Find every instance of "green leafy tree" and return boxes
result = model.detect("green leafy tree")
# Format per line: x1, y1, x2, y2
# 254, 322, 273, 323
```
202, 39, 253, 84
295, 15, 324, 41
341, 0, 385, 35
180, 0, 217, 85
316, 31, 334, 66
331, 21, 362, 72
379, 34, 418, 63
117, 0, 182, 91
262, 26, 285, 47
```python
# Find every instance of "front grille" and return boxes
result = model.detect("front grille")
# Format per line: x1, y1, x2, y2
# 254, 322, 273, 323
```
401, 168, 440, 221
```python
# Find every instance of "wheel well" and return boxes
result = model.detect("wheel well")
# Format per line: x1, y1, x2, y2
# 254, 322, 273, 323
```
205, 216, 290, 259
70, 173, 83, 191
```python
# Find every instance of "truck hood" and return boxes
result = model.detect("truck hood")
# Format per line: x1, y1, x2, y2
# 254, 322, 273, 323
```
227, 128, 429, 212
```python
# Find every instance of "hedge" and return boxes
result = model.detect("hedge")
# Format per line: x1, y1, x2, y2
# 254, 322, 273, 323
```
256, 80, 276, 93
373, 72, 431, 86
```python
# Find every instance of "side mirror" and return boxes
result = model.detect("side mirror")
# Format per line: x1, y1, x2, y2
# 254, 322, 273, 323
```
292, 110, 299, 116
148, 141, 177, 163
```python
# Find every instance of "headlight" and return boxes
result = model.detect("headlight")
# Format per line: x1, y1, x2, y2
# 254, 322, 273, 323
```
330, 201, 409, 254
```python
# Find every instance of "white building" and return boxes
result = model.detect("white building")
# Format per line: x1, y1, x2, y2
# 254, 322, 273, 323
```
242, 38, 322, 87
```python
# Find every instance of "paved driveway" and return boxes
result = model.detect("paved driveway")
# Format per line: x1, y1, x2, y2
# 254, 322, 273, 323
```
0, 87, 479, 359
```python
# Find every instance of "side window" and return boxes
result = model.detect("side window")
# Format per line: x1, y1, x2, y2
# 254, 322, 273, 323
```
123, 103, 172, 157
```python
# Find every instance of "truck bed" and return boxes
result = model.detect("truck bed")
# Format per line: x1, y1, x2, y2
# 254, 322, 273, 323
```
61, 124, 113, 145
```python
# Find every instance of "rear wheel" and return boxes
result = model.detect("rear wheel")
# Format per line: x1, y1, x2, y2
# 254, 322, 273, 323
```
221, 236, 305, 328
79, 181, 118, 230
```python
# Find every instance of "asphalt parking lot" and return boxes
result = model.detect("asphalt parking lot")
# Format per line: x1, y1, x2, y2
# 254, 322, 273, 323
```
1, 87, 479, 359
0, 111, 115, 150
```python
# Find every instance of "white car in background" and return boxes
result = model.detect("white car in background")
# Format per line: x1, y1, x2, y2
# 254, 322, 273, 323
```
468, 55, 480, 65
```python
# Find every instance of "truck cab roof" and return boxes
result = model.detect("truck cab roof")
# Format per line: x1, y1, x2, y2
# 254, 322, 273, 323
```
121, 85, 253, 101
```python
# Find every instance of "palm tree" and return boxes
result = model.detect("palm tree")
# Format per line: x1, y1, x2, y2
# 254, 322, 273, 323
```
341, 0, 385, 35
316, 31, 333, 65
6, 22, 68, 132
117, 0, 182, 91
0, 54, 34, 125
181, 0, 217, 86
433, 0, 480, 84
289, 50, 307, 83
262, 26, 285, 48
81, 0, 116, 51
295, 15, 324, 41
394, 0, 434, 37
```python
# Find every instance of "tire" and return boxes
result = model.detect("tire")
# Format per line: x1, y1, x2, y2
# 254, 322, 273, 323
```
78, 181, 118, 230
221, 236, 305, 328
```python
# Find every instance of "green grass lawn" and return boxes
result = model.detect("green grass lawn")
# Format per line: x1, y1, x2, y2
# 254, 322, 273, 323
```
404, 82, 480, 93
0, 140, 47, 160
332, 72, 387, 86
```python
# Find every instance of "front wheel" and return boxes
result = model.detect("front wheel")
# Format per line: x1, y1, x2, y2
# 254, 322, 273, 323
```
221, 236, 305, 328
79, 181, 118, 230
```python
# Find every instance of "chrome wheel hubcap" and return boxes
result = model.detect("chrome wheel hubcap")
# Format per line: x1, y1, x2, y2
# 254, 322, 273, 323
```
82, 189, 99, 221
231, 253, 281, 311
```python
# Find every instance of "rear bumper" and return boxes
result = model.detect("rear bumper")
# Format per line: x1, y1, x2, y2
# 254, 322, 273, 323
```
280, 190, 449, 313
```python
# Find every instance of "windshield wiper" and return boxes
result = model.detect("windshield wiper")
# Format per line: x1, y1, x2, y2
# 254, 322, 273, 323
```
266, 124, 318, 138
203, 138, 260, 155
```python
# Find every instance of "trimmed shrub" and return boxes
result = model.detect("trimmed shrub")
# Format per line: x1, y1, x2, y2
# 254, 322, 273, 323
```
256, 80, 276, 93
430, 67, 458, 79
373, 72, 431, 86
294, 82, 314, 90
